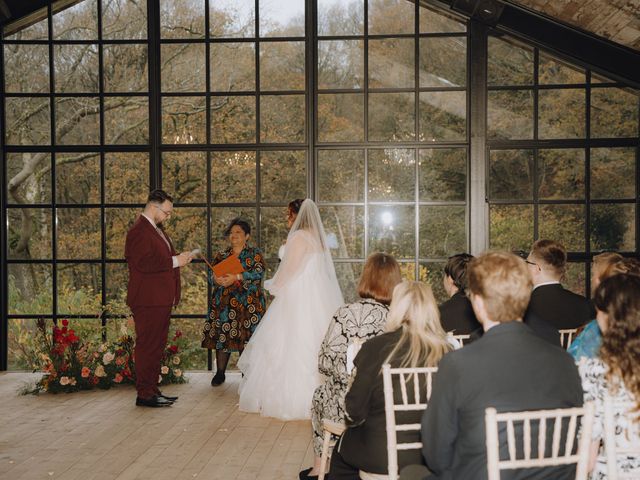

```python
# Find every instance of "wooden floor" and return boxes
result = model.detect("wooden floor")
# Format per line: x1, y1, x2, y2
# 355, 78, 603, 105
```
0, 372, 314, 480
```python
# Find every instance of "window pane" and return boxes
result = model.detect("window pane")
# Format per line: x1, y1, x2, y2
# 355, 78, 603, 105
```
162, 152, 207, 203
590, 204, 635, 252
211, 207, 257, 254
564, 263, 586, 297
419, 91, 466, 142
488, 149, 533, 201
590, 147, 635, 200
419, 148, 466, 202
106, 262, 129, 305
368, 92, 415, 142
6, 153, 51, 204
260, 206, 292, 259
487, 36, 533, 86
539, 204, 585, 252
54, 44, 99, 93
55, 152, 100, 204
319, 206, 365, 258
368, 0, 414, 35
8, 265, 53, 315
317, 93, 364, 143
55, 97, 100, 145
3, 44, 49, 93
420, 206, 466, 258
369, 205, 415, 260
57, 263, 102, 316
368, 149, 415, 202
591, 88, 639, 138
210, 0, 255, 38
5, 97, 51, 145
102, 0, 148, 40
260, 150, 307, 202
103, 44, 148, 92
539, 53, 585, 85
106, 207, 138, 258
317, 149, 364, 203
174, 262, 208, 315
105, 153, 149, 204
210, 43, 256, 92
161, 96, 206, 144
211, 151, 257, 203
57, 208, 101, 259
7, 208, 52, 259
489, 205, 534, 251
334, 263, 365, 303
420, 6, 465, 33
539, 89, 585, 139
318, 0, 364, 36
104, 97, 149, 145
487, 90, 533, 139
4, 17, 48, 40
170, 318, 207, 369
419, 37, 466, 88
161, 44, 206, 92
8, 319, 51, 370
160, 0, 205, 38
369, 38, 414, 89
260, 95, 305, 143
318, 40, 364, 89
169, 207, 208, 254
211, 96, 256, 144
538, 149, 585, 200
419, 262, 447, 303
259, 0, 305, 37
53, 0, 98, 40
260, 41, 305, 91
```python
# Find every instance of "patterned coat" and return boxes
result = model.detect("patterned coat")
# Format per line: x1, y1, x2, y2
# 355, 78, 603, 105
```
201, 245, 266, 352
311, 298, 389, 456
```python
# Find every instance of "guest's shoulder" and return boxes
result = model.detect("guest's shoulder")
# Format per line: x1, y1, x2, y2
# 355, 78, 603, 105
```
361, 330, 399, 350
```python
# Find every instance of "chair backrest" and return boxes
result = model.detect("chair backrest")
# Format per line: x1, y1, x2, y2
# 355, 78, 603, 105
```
559, 328, 579, 349
382, 363, 438, 480
485, 402, 594, 480
604, 394, 640, 480
451, 334, 471, 346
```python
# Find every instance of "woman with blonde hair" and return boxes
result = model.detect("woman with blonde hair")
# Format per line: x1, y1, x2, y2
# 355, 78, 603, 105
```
579, 273, 640, 478
328, 281, 455, 479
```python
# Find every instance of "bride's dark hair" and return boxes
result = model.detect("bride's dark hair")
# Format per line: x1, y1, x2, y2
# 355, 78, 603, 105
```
288, 198, 305, 215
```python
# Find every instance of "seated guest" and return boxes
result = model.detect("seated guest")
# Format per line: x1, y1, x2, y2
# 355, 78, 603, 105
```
570, 254, 639, 360
579, 273, 640, 478
439, 253, 481, 339
329, 281, 454, 480
421, 251, 583, 480
300, 252, 402, 480
524, 239, 592, 330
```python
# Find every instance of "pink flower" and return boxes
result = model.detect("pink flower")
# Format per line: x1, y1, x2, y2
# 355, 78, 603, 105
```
115, 356, 125, 366
114, 374, 123, 384
81, 367, 90, 378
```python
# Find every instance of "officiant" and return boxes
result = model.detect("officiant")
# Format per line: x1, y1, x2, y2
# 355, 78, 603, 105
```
201, 218, 266, 387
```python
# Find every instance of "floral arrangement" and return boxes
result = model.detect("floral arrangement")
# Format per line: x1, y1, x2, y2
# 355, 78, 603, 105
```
25, 318, 188, 394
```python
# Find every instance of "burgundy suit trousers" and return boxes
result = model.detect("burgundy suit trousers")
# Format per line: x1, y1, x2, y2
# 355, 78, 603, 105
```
132, 305, 171, 399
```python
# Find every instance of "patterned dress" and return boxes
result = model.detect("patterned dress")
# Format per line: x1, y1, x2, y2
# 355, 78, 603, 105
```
201, 246, 266, 352
578, 357, 640, 479
311, 298, 389, 456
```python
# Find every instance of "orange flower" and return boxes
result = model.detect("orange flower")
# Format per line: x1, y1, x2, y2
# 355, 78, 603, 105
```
81, 367, 90, 378
114, 373, 123, 384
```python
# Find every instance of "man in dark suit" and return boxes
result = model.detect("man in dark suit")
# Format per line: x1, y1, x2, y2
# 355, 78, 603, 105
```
125, 189, 193, 407
524, 239, 592, 330
439, 253, 481, 340
420, 252, 583, 480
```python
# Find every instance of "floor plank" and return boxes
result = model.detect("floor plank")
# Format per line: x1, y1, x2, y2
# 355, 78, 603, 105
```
0, 372, 314, 480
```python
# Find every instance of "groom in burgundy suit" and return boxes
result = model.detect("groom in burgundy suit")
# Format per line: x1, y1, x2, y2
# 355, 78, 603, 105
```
125, 189, 193, 407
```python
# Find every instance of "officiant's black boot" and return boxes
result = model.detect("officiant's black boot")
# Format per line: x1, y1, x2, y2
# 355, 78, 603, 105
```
211, 350, 229, 387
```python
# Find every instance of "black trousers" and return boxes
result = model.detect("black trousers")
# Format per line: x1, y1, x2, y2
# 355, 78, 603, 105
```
328, 442, 360, 480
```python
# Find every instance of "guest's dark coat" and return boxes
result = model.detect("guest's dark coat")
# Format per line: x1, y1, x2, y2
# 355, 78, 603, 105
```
422, 321, 583, 480
439, 292, 481, 337
524, 283, 592, 330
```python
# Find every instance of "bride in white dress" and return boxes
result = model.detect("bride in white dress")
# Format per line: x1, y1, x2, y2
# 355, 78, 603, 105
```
238, 199, 344, 420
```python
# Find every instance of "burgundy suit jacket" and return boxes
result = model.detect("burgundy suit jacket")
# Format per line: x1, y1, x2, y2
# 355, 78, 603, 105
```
125, 215, 181, 308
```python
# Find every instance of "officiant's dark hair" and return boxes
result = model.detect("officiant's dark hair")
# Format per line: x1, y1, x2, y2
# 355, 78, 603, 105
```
358, 253, 402, 305
224, 218, 251, 236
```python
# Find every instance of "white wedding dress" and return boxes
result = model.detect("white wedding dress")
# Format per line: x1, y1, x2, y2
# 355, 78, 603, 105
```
238, 202, 344, 420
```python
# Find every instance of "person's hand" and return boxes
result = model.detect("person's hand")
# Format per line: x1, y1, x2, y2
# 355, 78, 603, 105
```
218, 274, 236, 287
176, 252, 193, 267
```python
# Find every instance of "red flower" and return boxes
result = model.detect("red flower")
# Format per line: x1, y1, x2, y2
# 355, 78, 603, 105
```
174, 330, 183, 339
168, 345, 178, 354
61, 319, 69, 327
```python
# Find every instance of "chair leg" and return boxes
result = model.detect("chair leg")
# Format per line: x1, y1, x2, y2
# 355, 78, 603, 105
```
319, 429, 332, 480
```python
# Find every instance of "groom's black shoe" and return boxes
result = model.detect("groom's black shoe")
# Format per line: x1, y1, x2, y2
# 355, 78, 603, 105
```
157, 391, 178, 402
211, 372, 226, 386
135, 395, 174, 408
299, 467, 318, 480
